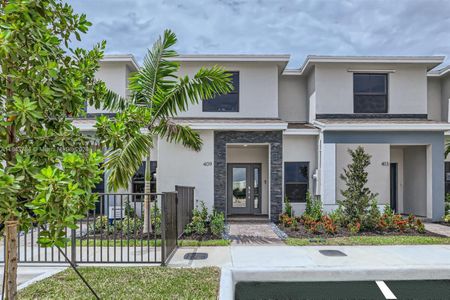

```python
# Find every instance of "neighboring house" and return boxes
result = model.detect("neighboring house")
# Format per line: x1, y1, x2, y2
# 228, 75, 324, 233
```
74, 54, 450, 222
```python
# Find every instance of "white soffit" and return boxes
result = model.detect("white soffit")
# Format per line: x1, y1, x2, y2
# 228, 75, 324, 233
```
314, 120, 450, 131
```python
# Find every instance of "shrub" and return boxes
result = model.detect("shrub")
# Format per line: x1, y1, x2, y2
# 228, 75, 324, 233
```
114, 216, 143, 234
150, 204, 161, 235
302, 215, 316, 229
199, 201, 208, 223
291, 218, 299, 231
124, 199, 136, 218
407, 214, 417, 229
416, 219, 426, 233
185, 215, 207, 236
445, 214, 450, 223
322, 215, 337, 234
89, 216, 108, 234
328, 206, 345, 226
446, 193, 450, 214
279, 213, 293, 227
338, 146, 377, 224
185, 201, 208, 236
305, 192, 323, 221
381, 204, 395, 230
348, 221, 361, 234
363, 200, 381, 231
305, 192, 313, 216
392, 214, 407, 232
210, 210, 225, 237
307, 220, 323, 234
284, 196, 293, 217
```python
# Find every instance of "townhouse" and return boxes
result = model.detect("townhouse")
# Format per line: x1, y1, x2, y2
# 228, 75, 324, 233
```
75, 54, 450, 222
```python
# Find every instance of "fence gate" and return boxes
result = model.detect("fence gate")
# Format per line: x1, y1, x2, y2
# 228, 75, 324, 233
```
161, 192, 177, 264
175, 186, 194, 237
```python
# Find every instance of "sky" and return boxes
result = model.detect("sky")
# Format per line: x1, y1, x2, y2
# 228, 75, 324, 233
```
69, 0, 450, 68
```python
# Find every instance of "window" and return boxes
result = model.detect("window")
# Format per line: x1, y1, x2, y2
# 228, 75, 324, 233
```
284, 162, 309, 203
353, 73, 388, 113
132, 161, 157, 201
445, 162, 450, 196
202, 71, 239, 112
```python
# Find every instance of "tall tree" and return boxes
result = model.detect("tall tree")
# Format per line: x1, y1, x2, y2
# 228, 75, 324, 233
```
0, 0, 110, 298
96, 30, 232, 233
339, 146, 377, 224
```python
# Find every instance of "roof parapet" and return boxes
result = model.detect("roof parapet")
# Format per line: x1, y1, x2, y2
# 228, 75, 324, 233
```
101, 54, 140, 71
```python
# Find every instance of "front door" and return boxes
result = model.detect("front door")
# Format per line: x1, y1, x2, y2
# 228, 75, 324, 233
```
227, 163, 262, 215
390, 163, 398, 212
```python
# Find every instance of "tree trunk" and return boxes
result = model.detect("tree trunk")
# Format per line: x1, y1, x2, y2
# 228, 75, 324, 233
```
4, 220, 18, 300
143, 155, 152, 234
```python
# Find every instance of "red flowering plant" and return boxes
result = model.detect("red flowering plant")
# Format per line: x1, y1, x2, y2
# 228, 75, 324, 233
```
393, 214, 408, 232
322, 215, 337, 235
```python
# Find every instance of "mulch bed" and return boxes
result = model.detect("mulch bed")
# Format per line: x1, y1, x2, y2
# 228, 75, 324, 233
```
278, 224, 444, 239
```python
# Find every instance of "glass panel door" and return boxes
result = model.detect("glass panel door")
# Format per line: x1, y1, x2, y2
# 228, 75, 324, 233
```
253, 166, 261, 213
232, 167, 247, 208
227, 163, 262, 215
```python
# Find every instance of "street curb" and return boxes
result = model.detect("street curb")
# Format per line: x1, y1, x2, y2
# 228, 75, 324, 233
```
219, 265, 450, 300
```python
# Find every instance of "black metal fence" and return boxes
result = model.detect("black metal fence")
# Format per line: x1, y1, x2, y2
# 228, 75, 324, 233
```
0, 190, 193, 265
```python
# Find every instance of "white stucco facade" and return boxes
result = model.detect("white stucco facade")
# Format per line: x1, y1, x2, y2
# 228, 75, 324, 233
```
74, 54, 450, 221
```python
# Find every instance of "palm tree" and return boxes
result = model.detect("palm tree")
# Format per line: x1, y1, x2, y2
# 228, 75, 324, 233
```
100, 30, 232, 233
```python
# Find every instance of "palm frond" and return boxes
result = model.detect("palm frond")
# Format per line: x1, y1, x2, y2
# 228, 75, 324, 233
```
128, 29, 179, 102
102, 88, 130, 111
151, 66, 233, 122
104, 134, 153, 191
153, 119, 202, 151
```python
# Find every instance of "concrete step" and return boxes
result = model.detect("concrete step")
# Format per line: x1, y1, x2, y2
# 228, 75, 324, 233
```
227, 215, 270, 224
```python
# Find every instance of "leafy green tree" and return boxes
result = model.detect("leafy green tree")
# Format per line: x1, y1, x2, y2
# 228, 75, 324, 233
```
339, 146, 377, 224
0, 0, 110, 297
96, 30, 232, 232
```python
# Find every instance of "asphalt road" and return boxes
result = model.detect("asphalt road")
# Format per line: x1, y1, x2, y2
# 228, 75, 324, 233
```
235, 280, 450, 300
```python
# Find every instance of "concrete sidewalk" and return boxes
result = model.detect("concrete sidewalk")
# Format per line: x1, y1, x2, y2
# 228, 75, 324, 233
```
170, 244, 450, 271
0, 265, 66, 294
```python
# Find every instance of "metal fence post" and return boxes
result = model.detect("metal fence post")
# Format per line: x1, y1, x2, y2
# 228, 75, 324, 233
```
160, 193, 166, 266
175, 192, 178, 247
71, 228, 77, 266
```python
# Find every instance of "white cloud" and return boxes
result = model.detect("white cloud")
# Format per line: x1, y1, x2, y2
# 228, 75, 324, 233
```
68, 0, 450, 67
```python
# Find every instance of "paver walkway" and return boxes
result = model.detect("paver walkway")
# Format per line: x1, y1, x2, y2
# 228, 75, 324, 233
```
424, 223, 450, 237
228, 222, 284, 245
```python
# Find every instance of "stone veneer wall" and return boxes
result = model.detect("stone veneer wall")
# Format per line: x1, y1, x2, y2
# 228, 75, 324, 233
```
214, 131, 283, 222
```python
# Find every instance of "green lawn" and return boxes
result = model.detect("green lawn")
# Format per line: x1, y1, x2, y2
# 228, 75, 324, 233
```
19, 267, 220, 300
69, 239, 230, 247
285, 235, 450, 246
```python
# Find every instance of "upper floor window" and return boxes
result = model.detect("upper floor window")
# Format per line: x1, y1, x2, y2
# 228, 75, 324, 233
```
353, 73, 388, 113
203, 71, 239, 112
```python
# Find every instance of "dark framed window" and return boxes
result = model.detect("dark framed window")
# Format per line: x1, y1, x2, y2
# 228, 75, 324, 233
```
132, 161, 157, 201
445, 162, 450, 196
353, 73, 388, 113
202, 71, 239, 112
284, 162, 309, 203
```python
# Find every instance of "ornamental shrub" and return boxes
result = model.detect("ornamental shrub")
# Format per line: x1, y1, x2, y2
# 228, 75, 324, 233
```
339, 146, 377, 224
363, 199, 381, 231
210, 210, 225, 237
284, 196, 293, 217
304, 192, 323, 221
